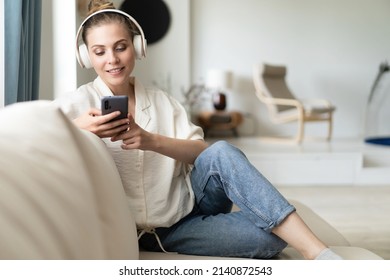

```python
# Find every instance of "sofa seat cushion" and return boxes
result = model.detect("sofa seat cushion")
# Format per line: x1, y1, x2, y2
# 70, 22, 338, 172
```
288, 200, 350, 246
0, 101, 138, 259
278, 246, 383, 260
140, 201, 383, 260
139, 246, 383, 260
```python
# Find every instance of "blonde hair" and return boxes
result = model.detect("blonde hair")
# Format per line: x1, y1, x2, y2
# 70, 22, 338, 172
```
87, 0, 115, 16
81, 0, 139, 45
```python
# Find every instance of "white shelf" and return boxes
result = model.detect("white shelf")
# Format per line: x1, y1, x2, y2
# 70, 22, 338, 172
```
212, 137, 390, 187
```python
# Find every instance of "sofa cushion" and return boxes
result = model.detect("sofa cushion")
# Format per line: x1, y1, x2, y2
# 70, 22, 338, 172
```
139, 246, 383, 260
0, 101, 138, 259
278, 246, 383, 260
288, 200, 350, 246
140, 201, 367, 260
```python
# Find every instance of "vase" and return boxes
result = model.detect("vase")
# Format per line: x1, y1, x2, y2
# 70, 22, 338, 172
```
213, 92, 227, 111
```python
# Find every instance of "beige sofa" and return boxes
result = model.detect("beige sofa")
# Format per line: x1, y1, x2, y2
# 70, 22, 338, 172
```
0, 101, 382, 260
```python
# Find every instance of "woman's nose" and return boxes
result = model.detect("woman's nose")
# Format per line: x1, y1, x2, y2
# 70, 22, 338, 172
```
108, 51, 119, 64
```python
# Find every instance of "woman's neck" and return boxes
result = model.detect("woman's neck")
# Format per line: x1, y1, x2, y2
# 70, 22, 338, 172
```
110, 79, 134, 97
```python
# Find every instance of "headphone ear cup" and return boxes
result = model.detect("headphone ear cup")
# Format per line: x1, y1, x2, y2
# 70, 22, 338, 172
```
78, 43, 92, 69
133, 35, 146, 59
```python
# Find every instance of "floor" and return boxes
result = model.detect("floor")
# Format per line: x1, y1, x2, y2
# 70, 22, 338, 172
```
206, 136, 390, 259
279, 185, 390, 260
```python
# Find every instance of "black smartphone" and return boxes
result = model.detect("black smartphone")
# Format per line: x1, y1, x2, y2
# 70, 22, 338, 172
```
101, 96, 128, 122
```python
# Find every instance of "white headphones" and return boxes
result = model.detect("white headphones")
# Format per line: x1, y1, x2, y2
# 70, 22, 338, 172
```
75, 9, 147, 69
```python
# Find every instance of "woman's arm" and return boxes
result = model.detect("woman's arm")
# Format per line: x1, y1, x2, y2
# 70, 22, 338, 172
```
145, 134, 208, 164
111, 115, 208, 164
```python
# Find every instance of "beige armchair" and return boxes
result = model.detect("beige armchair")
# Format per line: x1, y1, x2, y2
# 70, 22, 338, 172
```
253, 63, 336, 143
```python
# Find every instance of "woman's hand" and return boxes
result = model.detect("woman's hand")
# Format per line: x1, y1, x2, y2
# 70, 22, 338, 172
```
73, 108, 130, 138
111, 115, 155, 150
111, 115, 208, 164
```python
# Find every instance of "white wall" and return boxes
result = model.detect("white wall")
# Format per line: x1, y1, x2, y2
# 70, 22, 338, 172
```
131, 0, 191, 102
191, 0, 390, 139
39, 0, 77, 100
53, 0, 77, 98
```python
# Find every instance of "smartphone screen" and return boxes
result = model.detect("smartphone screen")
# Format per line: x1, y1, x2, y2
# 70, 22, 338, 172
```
101, 96, 128, 122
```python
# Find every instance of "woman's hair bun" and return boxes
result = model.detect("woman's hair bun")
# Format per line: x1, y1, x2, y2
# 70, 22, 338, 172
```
87, 0, 115, 16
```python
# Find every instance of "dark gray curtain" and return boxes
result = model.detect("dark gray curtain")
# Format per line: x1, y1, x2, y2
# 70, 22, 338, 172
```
4, 0, 42, 105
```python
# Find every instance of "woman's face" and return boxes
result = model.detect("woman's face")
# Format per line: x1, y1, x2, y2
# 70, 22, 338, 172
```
86, 22, 136, 94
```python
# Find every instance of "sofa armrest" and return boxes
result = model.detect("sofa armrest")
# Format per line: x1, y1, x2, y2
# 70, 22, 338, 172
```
0, 101, 138, 259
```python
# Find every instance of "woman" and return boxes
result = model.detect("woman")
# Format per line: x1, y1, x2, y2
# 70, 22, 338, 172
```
54, 0, 341, 260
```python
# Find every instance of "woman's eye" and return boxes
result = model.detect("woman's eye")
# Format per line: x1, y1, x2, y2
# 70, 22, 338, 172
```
116, 45, 126, 52
94, 50, 105, 56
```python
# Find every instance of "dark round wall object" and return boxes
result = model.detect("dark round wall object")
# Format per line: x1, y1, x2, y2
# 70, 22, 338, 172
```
120, 0, 171, 45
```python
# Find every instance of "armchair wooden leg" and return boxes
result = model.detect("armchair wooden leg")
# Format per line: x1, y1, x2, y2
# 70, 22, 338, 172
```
327, 115, 333, 141
295, 119, 304, 144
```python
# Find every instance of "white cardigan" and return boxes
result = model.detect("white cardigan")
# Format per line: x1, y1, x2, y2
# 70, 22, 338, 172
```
54, 76, 204, 229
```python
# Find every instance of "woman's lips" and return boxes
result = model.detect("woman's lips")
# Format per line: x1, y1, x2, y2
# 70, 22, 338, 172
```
107, 67, 124, 74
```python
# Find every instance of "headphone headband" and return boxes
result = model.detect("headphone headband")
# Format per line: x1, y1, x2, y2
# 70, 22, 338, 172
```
75, 9, 147, 68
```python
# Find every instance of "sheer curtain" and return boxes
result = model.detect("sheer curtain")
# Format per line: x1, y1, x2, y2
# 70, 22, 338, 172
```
4, 0, 41, 105
1, 1, 4, 107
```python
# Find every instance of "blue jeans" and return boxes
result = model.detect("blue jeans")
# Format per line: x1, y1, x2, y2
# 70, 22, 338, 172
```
139, 141, 295, 259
